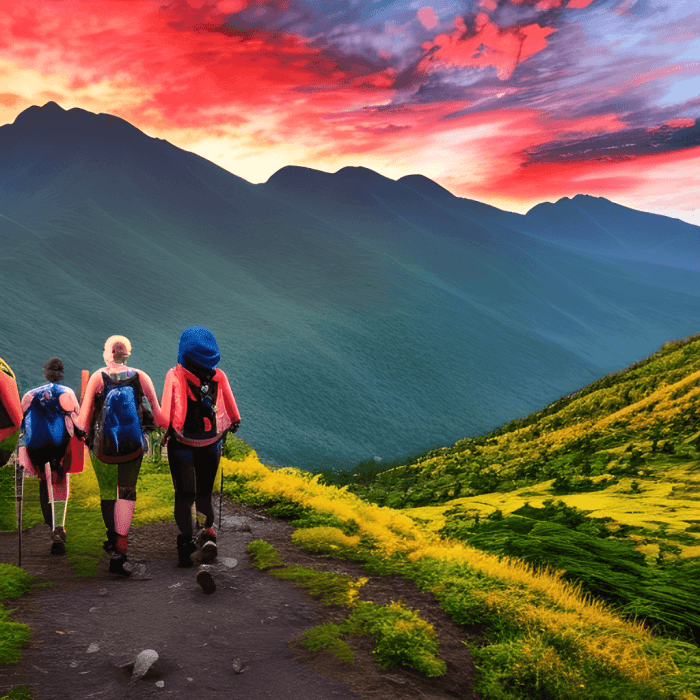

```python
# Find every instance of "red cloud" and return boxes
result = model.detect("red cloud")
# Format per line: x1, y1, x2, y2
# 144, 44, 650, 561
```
417, 6, 439, 30
419, 13, 556, 80
1, 0, 399, 132
465, 135, 700, 208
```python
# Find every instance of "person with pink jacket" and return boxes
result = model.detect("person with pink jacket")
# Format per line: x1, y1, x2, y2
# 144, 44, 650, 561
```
75, 335, 167, 576
161, 326, 240, 580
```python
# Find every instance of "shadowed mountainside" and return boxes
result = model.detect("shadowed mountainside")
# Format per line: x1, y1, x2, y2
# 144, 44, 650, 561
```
2, 102, 700, 471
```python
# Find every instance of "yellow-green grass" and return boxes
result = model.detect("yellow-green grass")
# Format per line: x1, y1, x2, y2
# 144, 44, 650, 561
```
223, 455, 700, 699
404, 464, 700, 562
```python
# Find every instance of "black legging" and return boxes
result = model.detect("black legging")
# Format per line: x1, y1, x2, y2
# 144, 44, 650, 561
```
167, 437, 223, 537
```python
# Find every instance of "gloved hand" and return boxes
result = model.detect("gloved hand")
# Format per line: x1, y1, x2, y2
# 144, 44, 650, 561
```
229, 421, 240, 434
73, 427, 87, 441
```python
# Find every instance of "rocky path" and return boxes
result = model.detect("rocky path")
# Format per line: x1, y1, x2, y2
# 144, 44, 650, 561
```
0, 499, 480, 700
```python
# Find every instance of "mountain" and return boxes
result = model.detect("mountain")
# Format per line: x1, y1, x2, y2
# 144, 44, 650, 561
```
2, 102, 700, 471
329, 332, 700, 640
349, 331, 700, 507
524, 194, 700, 268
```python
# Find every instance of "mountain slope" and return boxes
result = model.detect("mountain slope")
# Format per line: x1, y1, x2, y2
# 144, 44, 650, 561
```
350, 332, 700, 509
2, 102, 700, 471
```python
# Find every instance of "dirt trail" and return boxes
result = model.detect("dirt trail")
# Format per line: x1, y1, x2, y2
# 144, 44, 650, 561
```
0, 499, 480, 700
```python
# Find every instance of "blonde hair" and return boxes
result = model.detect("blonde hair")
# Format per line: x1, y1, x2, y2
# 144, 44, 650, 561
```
103, 335, 132, 365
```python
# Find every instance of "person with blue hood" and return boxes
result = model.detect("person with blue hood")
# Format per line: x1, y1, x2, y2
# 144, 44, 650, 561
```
161, 326, 241, 576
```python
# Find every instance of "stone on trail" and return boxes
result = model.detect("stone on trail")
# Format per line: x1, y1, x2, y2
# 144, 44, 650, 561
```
86, 643, 100, 653
130, 563, 150, 580
155, 681, 165, 688
131, 649, 159, 681
231, 659, 247, 674
221, 557, 238, 568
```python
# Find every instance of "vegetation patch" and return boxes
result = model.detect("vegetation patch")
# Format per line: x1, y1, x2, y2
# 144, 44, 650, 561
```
438, 500, 700, 639
0, 686, 33, 700
247, 540, 446, 677
269, 565, 368, 607
247, 538, 283, 569
227, 452, 700, 699
0, 564, 35, 665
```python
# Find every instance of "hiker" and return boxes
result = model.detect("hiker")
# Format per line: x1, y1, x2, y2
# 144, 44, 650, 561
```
17, 358, 83, 555
161, 326, 241, 569
0, 357, 23, 467
75, 336, 165, 576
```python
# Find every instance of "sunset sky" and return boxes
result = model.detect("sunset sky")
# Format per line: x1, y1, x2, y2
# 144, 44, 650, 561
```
1, 0, 699, 225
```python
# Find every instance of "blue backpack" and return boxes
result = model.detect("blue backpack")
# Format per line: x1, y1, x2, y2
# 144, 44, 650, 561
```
22, 384, 70, 450
92, 371, 147, 463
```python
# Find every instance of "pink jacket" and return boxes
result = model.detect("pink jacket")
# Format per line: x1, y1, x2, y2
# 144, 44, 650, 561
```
75, 363, 167, 434
161, 364, 240, 446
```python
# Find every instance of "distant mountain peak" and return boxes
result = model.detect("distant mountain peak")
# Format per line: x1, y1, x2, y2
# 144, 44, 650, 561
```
8, 101, 149, 142
398, 174, 456, 199
13, 101, 66, 126
333, 165, 394, 184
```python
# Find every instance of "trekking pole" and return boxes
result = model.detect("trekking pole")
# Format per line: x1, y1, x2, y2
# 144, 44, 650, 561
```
14, 447, 23, 568
219, 460, 223, 531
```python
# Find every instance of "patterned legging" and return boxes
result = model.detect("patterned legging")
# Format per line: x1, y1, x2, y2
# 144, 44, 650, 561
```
90, 453, 143, 554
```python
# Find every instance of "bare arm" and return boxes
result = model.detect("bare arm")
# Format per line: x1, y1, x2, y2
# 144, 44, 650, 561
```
137, 369, 168, 430
74, 371, 104, 432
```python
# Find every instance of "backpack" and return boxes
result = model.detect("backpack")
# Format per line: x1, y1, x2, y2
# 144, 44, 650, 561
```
181, 372, 219, 442
22, 384, 70, 450
91, 372, 147, 463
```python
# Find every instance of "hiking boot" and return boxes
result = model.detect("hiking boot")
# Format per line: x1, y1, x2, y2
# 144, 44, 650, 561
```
109, 552, 133, 577
196, 567, 216, 595
102, 530, 118, 554
177, 534, 197, 568
50, 527, 66, 555
191, 527, 217, 565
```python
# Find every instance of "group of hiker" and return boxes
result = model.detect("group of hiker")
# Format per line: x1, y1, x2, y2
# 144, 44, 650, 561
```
0, 326, 241, 580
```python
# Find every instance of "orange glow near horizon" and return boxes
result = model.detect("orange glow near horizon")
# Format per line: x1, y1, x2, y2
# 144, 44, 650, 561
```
1, 0, 699, 226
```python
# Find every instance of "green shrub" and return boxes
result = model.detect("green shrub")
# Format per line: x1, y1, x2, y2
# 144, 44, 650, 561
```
0, 606, 31, 664
291, 510, 359, 536
297, 623, 355, 662
247, 539, 283, 569
0, 564, 34, 600
1, 686, 33, 700
269, 565, 367, 606
266, 499, 309, 519
223, 434, 253, 462
350, 601, 446, 677
291, 526, 366, 560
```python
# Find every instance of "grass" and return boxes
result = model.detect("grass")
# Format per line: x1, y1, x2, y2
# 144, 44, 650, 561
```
247, 540, 446, 677
227, 454, 700, 699
0, 563, 34, 665
2, 356, 700, 699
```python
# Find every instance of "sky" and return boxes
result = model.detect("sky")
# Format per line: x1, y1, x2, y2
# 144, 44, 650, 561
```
1, 0, 700, 225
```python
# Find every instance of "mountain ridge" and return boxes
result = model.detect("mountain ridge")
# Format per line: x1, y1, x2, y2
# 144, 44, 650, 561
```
2, 101, 700, 471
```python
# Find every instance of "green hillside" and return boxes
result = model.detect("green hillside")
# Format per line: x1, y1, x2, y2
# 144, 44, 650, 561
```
331, 333, 700, 640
